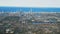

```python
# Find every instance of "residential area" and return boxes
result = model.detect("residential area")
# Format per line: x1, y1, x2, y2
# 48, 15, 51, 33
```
0, 12, 60, 34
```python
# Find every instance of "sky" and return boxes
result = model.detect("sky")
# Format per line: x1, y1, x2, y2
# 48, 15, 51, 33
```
0, 0, 60, 7
0, 0, 60, 12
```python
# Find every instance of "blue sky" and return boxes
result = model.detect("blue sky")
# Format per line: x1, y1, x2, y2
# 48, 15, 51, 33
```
0, 7, 60, 12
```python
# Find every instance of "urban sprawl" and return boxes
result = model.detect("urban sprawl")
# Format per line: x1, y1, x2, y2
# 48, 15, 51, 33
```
0, 12, 60, 34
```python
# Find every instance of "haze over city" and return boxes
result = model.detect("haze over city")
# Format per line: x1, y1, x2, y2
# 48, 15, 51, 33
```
0, 0, 60, 7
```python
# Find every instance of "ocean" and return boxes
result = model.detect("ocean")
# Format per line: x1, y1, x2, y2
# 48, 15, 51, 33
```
0, 7, 60, 12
